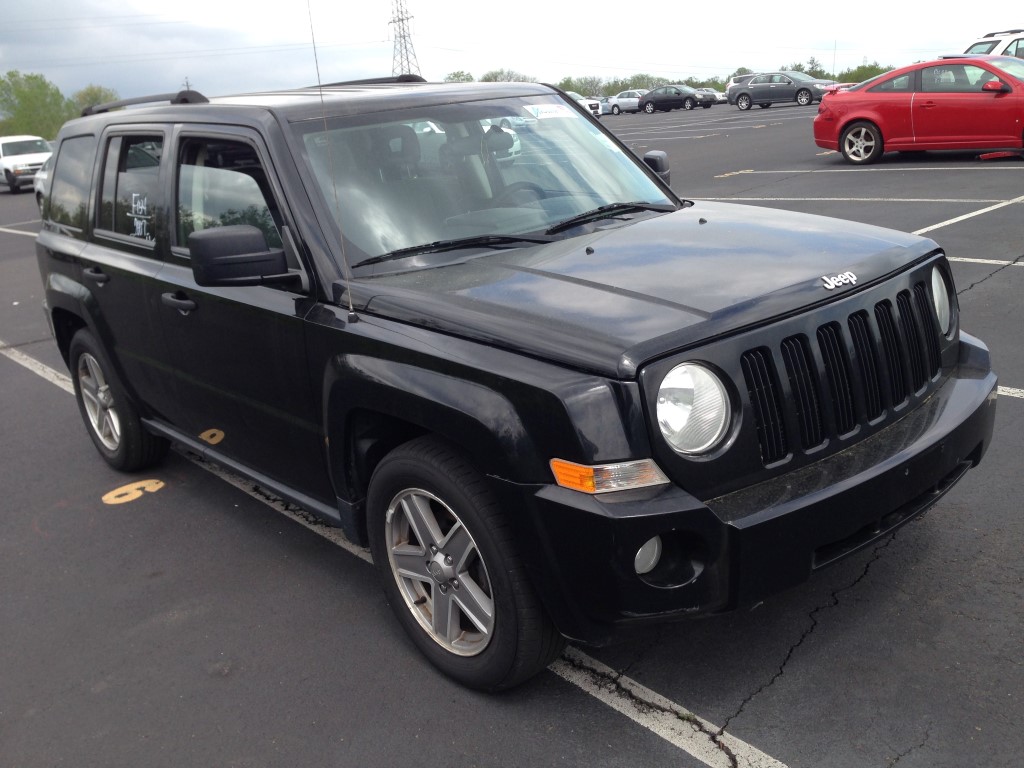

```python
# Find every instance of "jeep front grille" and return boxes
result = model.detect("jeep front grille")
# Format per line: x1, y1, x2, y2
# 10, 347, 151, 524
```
741, 282, 942, 466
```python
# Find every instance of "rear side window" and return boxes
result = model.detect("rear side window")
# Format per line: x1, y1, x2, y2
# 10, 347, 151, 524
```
99, 135, 163, 242
870, 74, 913, 93
47, 135, 97, 235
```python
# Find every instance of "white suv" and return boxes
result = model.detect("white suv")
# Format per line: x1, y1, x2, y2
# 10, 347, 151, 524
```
963, 29, 1024, 57
1, 135, 52, 194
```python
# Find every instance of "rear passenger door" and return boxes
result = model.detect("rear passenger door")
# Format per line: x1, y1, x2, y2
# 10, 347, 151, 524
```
64, 130, 179, 418
152, 126, 335, 504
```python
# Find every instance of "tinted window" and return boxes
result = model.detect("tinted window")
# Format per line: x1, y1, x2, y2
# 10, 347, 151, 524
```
47, 135, 97, 234
965, 41, 998, 54
176, 137, 282, 250
921, 64, 994, 93
99, 135, 163, 242
870, 73, 913, 93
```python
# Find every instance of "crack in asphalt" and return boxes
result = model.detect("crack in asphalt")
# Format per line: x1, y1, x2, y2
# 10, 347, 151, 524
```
559, 650, 741, 768
719, 533, 901, 737
956, 253, 1024, 295
887, 723, 931, 766
0, 335, 56, 351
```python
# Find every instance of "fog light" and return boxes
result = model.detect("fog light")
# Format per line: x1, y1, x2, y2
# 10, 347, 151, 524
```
634, 536, 663, 575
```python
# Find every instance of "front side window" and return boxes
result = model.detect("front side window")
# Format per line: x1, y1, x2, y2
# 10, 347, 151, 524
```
292, 95, 675, 273
175, 137, 282, 251
919, 64, 993, 93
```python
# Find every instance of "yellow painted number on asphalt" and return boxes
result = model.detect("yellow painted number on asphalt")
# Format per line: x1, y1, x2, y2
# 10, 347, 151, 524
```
102, 479, 165, 505
200, 429, 225, 445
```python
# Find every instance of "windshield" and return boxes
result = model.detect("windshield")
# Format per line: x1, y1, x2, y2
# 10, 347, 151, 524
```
2, 138, 50, 157
292, 94, 675, 273
991, 56, 1024, 80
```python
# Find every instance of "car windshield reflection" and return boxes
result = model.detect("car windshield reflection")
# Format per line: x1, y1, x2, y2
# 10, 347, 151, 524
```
294, 95, 675, 272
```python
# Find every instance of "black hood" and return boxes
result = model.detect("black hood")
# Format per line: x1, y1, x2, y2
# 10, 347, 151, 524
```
359, 201, 939, 378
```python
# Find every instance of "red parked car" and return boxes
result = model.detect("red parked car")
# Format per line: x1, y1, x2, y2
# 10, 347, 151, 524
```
814, 54, 1024, 164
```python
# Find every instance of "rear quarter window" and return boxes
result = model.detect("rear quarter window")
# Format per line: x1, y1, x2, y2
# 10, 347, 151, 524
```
47, 135, 98, 235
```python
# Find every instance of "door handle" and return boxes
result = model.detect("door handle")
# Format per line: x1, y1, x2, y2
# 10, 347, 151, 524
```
161, 292, 197, 313
83, 266, 109, 285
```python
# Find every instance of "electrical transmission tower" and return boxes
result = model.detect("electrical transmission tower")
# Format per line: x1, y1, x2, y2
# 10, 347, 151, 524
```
390, 0, 421, 77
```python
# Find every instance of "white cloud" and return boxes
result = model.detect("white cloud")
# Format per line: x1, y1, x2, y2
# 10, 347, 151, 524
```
0, 0, 1013, 99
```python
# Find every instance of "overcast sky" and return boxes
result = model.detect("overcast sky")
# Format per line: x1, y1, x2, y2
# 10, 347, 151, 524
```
2, 0, 1018, 99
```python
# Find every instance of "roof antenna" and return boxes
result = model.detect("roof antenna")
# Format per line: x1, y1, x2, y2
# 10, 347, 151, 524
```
307, 0, 358, 323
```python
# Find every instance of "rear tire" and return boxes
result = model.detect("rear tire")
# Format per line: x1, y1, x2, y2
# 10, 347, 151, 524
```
796, 88, 813, 106
367, 436, 565, 691
737, 94, 752, 110
69, 329, 169, 471
840, 121, 884, 164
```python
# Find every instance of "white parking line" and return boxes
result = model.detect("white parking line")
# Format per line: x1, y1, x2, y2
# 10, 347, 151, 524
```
0, 225, 39, 237
948, 257, 1024, 267
715, 167, 1024, 176
913, 194, 1024, 235
702, 197, 1007, 203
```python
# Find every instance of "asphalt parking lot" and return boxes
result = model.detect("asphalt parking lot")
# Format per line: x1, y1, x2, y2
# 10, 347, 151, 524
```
2, 101, 1021, 768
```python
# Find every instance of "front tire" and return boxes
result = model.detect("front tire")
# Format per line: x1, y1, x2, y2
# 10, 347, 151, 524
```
840, 121, 883, 164
796, 89, 813, 106
737, 94, 751, 110
683, 98, 695, 110
69, 329, 169, 471
611, 105, 620, 115
367, 436, 565, 691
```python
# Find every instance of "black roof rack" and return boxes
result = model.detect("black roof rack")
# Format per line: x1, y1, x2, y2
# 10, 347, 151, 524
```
81, 89, 209, 117
306, 74, 428, 88
983, 29, 1024, 37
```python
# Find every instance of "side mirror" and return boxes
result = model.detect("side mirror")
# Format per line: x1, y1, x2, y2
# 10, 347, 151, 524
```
189, 224, 290, 287
643, 150, 670, 186
982, 80, 1010, 93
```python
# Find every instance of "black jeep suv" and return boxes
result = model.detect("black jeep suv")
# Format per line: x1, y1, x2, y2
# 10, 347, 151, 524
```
36, 79, 997, 690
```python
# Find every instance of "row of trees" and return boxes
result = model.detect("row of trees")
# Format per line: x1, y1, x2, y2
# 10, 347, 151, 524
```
3, 58, 896, 140
0, 71, 117, 139
446, 58, 894, 95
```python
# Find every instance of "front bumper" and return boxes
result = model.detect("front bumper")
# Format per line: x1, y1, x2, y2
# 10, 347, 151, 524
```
498, 335, 996, 645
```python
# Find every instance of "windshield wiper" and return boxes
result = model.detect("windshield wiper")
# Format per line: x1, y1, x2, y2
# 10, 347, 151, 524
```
352, 234, 557, 268
545, 202, 676, 235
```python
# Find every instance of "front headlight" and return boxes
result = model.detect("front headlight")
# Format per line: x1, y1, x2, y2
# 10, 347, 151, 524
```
656, 363, 730, 455
931, 265, 953, 335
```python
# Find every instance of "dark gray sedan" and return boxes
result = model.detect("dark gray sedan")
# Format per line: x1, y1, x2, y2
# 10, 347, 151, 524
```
733, 71, 836, 110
